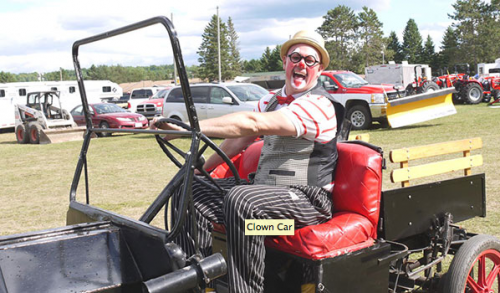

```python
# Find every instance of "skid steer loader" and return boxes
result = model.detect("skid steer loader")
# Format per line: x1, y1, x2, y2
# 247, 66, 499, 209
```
14, 91, 85, 144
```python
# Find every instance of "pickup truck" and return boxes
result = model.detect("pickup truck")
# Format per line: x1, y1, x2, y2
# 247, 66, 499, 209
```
135, 87, 171, 119
319, 70, 399, 130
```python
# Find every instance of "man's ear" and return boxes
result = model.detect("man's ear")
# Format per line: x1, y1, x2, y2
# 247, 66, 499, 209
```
282, 56, 287, 70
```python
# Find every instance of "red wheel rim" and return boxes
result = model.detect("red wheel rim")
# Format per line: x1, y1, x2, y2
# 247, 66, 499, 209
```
31, 129, 37, 141
17, 128, 24, 141
465, 249, 500, 292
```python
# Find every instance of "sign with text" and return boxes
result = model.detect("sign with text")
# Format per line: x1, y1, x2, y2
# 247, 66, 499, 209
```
245, 219, 295, 236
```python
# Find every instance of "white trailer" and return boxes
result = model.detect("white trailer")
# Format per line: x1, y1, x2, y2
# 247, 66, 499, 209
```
477, 58, 500, 77
0, 80, 122, 130
364, 62, 432, 88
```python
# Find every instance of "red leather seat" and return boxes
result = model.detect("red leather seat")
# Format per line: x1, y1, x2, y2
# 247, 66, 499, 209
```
211, 140, 383, 260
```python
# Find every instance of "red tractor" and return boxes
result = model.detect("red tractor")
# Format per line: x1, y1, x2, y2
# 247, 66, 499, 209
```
486, 68, 500, 107
434, 64, 489, 104
405, 65, 440, 96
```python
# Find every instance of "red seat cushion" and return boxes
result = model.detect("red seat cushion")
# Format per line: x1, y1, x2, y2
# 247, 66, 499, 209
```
210, 141, 383, 260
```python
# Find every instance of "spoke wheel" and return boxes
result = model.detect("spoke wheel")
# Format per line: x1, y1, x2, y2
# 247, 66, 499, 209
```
445, 235, 500, 293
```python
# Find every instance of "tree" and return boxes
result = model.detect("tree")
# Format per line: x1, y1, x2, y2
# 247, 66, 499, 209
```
437, 26, 460, 72
387, 31, 403, 63
197, 15, 230, 82
357, 6, 385, 67
401, 19, 423, 63
421, 35, 438, 71
227, 17, 242, 78
242, 59, 262, 72
0, 71, 17, 83
317, 5, 358, 70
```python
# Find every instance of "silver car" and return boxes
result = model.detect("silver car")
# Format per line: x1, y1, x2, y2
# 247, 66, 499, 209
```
161, 83, 269, 122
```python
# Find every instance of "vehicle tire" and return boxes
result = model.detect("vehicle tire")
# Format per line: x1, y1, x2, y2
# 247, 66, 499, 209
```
15, 124, 29, 144
347, 104, 371, 130
461, 83, 483, 104
99, 121, 111, 137
28, 122, 42, 144
444, 234, 500, 293
418, 81, 440, 94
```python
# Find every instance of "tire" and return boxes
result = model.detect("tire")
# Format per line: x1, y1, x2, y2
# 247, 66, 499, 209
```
28, 122, 42, 144
418, 81, 440, 94
347, 104, 372, 130
98, 121, 111, 137
444, 234, 500, 293
15, 124, 29, 144
461, 83, 483, 104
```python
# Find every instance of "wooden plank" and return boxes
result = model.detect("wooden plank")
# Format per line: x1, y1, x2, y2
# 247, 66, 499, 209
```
390, 137, 482, 163
391, 155, 483, 183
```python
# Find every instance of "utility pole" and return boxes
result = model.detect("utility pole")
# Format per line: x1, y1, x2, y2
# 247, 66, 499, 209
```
217, 6, 221, 83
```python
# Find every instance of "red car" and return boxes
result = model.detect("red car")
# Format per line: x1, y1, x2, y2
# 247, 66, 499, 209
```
70, 103, 148, 137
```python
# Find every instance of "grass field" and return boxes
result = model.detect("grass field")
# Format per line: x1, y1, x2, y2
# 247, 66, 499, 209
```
0, 103, 499, 239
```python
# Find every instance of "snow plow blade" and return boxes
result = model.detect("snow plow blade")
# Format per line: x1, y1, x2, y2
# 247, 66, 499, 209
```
386, 88, 457, 128
39, 127, 86, 144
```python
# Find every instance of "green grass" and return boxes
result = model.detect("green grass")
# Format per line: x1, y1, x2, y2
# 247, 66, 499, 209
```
0, 103, 499, 238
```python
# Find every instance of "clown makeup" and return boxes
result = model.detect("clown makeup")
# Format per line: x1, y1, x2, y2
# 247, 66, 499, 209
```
283, 44, 323, 95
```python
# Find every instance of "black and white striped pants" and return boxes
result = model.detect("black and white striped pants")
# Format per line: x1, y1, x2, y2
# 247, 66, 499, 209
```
172, 177, 333, 293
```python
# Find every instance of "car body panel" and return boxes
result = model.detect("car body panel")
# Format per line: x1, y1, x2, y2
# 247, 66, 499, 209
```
71, 103, 148, 129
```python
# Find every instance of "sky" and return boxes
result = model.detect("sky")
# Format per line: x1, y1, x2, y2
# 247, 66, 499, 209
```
0, 0, 458, 74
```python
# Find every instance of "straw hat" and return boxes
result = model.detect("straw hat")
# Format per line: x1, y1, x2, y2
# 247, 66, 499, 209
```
281, 30, 330, 69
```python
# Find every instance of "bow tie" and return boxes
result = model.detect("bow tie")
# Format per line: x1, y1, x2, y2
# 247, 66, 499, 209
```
276, 95, 295, 105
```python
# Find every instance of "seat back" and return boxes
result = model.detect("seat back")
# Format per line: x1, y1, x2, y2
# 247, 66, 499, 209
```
332, 142, 383, 234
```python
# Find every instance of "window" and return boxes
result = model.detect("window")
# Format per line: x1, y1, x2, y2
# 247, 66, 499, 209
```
166, 87, 209, 103
131, 89, 154, 99
51, 87, 58, 91
0, 90, 5, 98
102, 86, 111, 93
19, 89, 27, 96
319, 75, 335, 88
69, 86, 76, 93
210, 87, 231, 104
71, 105, 83, 116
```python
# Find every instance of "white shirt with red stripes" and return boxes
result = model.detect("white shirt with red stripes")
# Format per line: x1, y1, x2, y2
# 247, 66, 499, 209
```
254, 85, 337, 143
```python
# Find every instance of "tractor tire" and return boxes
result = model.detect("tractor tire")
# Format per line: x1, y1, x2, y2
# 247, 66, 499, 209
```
461, 83, 483, 104
98, 121, 111, 137
444, 234, 500, 293
28, 122, 42, 144
15, 124, 29, 144
417, 81, 440, 94
347, 104, 371, 130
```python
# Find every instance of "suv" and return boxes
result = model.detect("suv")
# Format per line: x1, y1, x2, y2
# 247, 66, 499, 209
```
319, 71, 399, 130
127, 87, 163, 113
162, 83, 269, 122
136, 88, 171, 119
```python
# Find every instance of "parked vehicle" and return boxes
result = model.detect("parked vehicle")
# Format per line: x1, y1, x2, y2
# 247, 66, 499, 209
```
14, 91, 83, 144
127, 87, 163, 113
107, 92, 130, 109
162, 83, 269, 122
365, 62, 433, 89
70, 103, 148, 137
320, 70, 400, 130
0, 80, 121, 130
434, 64, 489, 104
136, 87, 171, 119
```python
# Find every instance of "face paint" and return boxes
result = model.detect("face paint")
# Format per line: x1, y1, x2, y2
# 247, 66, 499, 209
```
284, 44, 323, 96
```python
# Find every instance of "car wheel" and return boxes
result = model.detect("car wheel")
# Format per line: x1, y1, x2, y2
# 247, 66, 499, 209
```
347, 104, 371, 130
99, 121, 111, 137
444, 234, 500, 293
28, 122, 42, 144
461, 83, 483, 104
15, 124, 29, 144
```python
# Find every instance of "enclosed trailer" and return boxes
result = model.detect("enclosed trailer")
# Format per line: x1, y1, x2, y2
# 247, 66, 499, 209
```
365, 62, 432, 88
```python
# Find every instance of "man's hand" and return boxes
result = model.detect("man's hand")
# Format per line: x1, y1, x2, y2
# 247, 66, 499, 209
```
150, 117, 184, 141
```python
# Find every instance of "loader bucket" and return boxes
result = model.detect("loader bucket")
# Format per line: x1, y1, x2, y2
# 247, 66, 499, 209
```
39, 127, 86, 144
386, 88, 456, 128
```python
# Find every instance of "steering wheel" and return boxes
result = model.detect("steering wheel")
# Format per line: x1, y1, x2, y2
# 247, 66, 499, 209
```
154, 117, 241, 194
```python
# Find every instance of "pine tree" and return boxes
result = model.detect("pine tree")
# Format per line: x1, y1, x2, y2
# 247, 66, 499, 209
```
401, 19, 423, 63
387, 31, 403, 63
422, 35, 437, 71
317, 5, 358, 69
197, 15, 230, 82
227, 17, 242, 78
357, 6, 385, 67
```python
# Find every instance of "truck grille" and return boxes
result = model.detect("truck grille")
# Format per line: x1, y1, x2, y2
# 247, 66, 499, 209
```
137, 104, 157, 113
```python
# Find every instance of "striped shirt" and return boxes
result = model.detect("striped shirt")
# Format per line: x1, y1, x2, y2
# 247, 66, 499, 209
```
255, 85, 337, 143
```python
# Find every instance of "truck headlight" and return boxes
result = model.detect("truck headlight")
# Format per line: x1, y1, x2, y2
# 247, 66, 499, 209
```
371, 93, 386, 104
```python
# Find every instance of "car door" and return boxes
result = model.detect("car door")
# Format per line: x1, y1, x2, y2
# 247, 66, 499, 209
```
190, 86, 209, 120
319, 74, 346, 106
70, 105, 85, 126
207, 86, 235, 119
